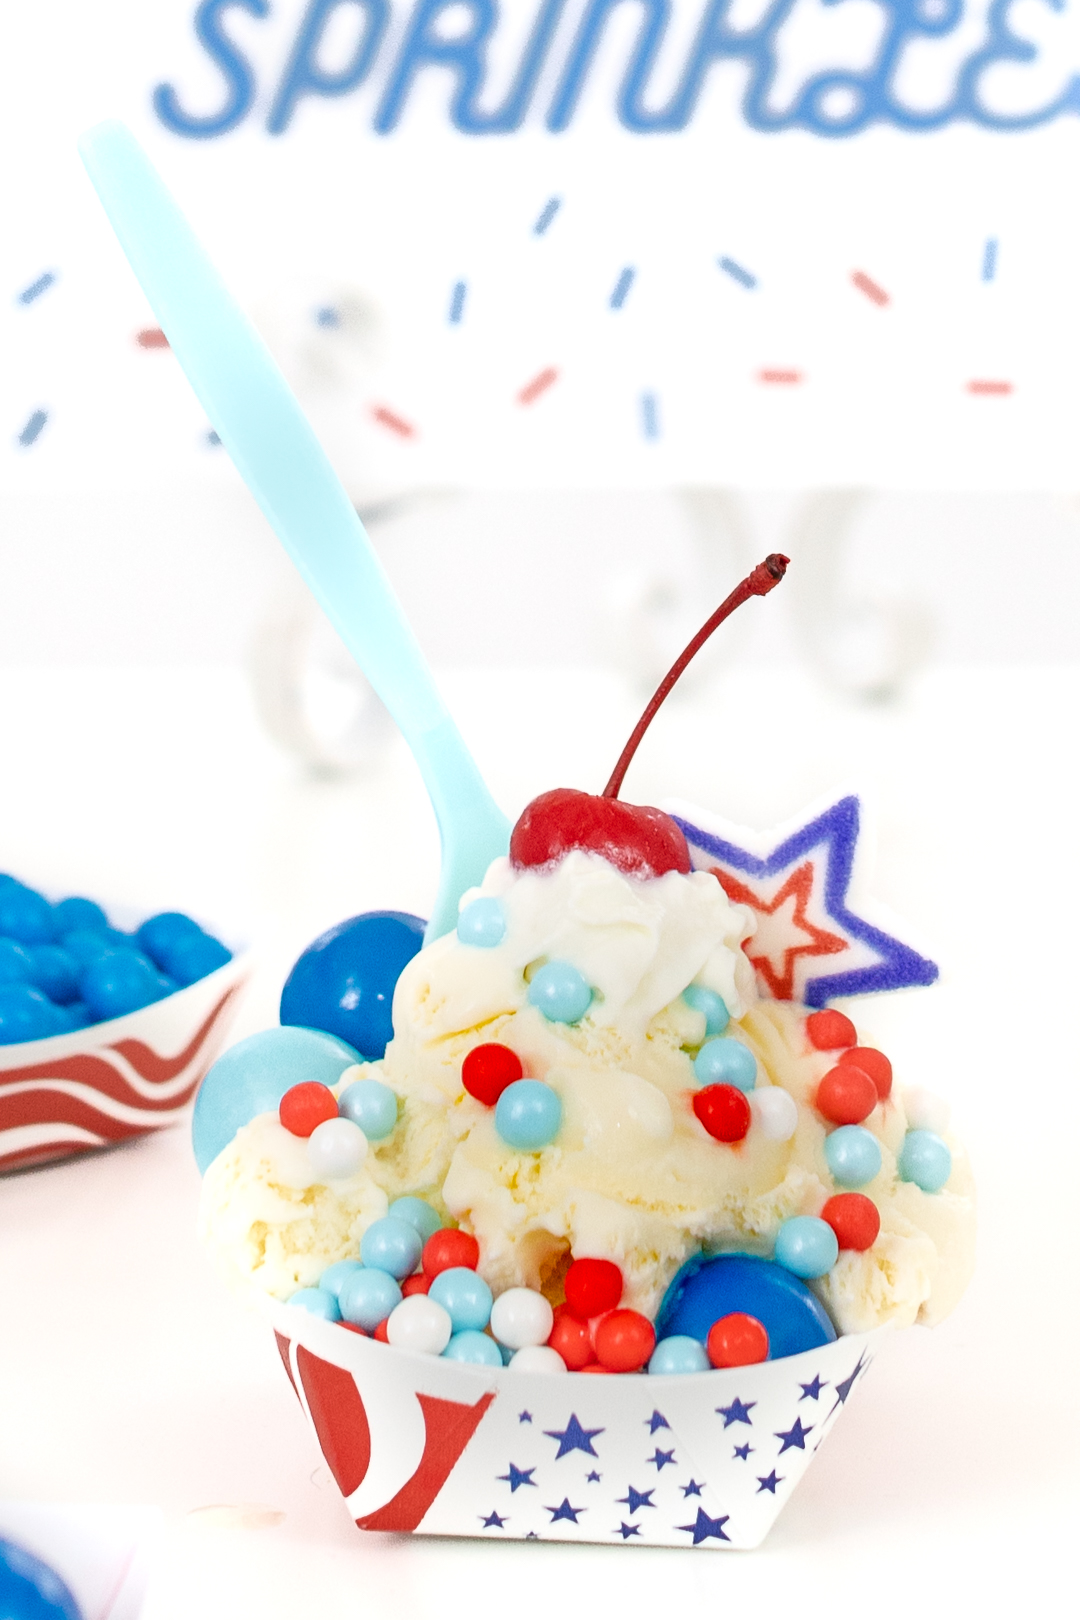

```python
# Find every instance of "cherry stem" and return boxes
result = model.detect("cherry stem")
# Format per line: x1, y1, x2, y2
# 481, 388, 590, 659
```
602, 553, 790, 800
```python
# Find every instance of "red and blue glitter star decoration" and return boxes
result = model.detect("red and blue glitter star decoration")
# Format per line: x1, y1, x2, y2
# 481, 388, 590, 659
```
669, 794, 939, 1007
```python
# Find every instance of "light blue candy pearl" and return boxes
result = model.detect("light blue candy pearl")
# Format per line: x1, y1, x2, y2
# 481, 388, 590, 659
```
648, 1335, 710, 1375
693, 1036, 757, 1091
825, 1125, 883, 1188
443, 1329, 504, 1367
495, 1079, 562, 1151
338, 1267, 402, 1330
428, 1266, 494, 1332
338, 1078, 398, 1140
289, 1286, 341, 1322
898, 1129, 952, 1192
389, 1196, 442, 1243
360, 1216, 423, 1279
457, 896, 507, 947
682, 985, 730, 1036
319, 1259, 364, 1301
774, 1216, 839, 1279
527, 960, 592, 1024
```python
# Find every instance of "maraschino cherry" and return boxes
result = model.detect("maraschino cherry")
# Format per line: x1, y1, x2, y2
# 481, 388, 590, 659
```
510, 555, 789, 878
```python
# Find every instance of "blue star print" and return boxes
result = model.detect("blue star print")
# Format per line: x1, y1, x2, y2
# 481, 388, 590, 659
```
800, 1377, 826, 1401
733, 1443, 753, 1460
775, 1417, 814, 1454
498, 1463, 537, 1491
544, 1415, 604, 1459
617, 1486, 655, 1513
681, 1480, 704, 1497
546, 1499, 585, 1523
586, 1471, 601, 1483
676, 1508, 730, 1544
480, 1510, 508, 1528
518, 1410, 533, 1423
757, 1471, 783, 1494
647, 1448, 676, 1471
614, 1522, 641, 1539
717, 1398, 755, 1427
830, 1353, 868, 1413
646, 1411, 670, 1433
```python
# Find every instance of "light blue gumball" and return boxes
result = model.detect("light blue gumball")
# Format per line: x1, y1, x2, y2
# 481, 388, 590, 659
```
191, 1025, 361, 1173
825, 1125, 883, 1189
693, 1036, 757, 1091
456, 897, 506, 948
360, 1216, 423, 1280
495, 1079, 562, 1151
338, 1078, 398, 1139
898, 1129, 952, 1192
774, 1216, 839, 1279
527, 960, 592, 1024
338, 1267, 402, 1330
389, 1197, 442, 1243
648, 1335, 710, 1375
682, 984, 729, 1036
289, 1286, 341, 1321
428, 1266, 493, 1331
443, 1329, 504, 1367
319, 1259, 364, 1301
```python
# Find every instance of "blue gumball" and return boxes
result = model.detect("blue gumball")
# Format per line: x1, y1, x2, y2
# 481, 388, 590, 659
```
191, 1025, 361, 1173
0, 1536, 82, 1620
136, 911, 202, 962
61, 929, 129, 968
825, 1125, 882, 1188
338, 1078, 398, 1139
774, 1216, 839, 1280
288, 1286, 341, 1321
526, 960, 592, 1024
655, 1254, 836, 1360
0, 938, 33, 985
0, 984, 67, 1045
338, 1267, 401, 1330
360, 1216, 423, 1280
898, 1129, 952, 1192
443, 1329, 503, 1366
648, 1335, 710, 1375
80, 950, 171, 1022
156, 930, 232, 987
319, 1259, 364, 1300
428, 1266, 493, 1331
52, 896, 109, 936
27, 945, 80, 1005
456, 897, 506, 948
280, 911, 426, 1061
682, 985, 729, 1035
495, 1079, 562, 1151
389, 1197, 442, 1243
693, 1037, 757, 1091
0, 885, 56, 945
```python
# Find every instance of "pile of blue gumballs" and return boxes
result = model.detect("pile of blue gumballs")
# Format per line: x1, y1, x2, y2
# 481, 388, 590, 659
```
0, 874, 233, 1046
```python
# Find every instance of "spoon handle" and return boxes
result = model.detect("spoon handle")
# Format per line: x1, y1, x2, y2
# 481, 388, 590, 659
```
79, 121, 508, 939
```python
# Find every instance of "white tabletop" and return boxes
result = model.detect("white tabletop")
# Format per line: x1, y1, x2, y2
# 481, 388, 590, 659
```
1, 662, 1076, 1618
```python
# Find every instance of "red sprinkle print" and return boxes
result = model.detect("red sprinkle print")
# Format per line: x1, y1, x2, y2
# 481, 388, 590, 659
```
758, 369, 803, 385
136, 328, 169, 349
517, 366, 559, 405
371, 404, 417, 438
851, 271, 889, 307
967, 379, 1013, 396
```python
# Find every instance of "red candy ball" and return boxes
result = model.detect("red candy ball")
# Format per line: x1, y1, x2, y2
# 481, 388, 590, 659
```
564, 1257, 623, 1319
401, 1273, 430, 1296
279, 1081, 339, 1138
707, 1312, 769, 1368
339, 1321, 368, 1336
462, 1043, 523, 1106
548, 1305, 595, 1369
806, 1009, 857, 1051
816, 1064, 878, 1125
821, 1192, 880, 1251
839, 1045, 893, 1101
579, 1363, 614, 1374
374, 1318, 391, 1343
693, 1083, 752, 1143
594, 1309, 656, 1373
422, 1228, 480, 1277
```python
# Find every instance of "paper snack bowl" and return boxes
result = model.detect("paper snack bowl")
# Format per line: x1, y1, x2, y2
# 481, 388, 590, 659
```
270, 1300, 884, 1550
0, 947, 250, 1175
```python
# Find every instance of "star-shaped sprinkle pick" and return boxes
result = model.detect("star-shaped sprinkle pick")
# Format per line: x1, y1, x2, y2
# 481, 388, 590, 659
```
669, 794, 938, 1006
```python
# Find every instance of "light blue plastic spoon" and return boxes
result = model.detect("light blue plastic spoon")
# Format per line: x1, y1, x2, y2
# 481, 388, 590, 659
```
79, 120, 509, 942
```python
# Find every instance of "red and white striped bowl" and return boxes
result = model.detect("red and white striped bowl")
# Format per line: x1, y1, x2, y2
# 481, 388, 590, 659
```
0, 950, 250, 1174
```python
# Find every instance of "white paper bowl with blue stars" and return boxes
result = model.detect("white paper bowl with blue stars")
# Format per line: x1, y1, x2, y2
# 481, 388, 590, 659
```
269, 1300, 884, 1549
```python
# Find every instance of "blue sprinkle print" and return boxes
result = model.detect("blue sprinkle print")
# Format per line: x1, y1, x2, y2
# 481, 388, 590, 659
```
449, 280, 467, 324
610, 267, 636, 310
718, 256, 757, 290
533, 197, 561, 235
17, 409, 48, 447
641, 392, 659, 440
17, 271, 56, 305
981, 238, 998, 282
314, 306, 341, 328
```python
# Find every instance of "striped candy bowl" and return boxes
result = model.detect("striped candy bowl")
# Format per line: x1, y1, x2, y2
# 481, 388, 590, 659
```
0, 935, 250, 1174
269, 1299, 884, 1550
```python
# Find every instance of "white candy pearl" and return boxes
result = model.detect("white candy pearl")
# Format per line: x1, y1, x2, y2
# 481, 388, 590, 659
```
306, 1117, 368, 1179
386, 1295, 453, 1355
508, 1345, 567, 1374
903, 1085, 951, 1135
489, 1287, 554, 1350
749, 1086, 799, 1141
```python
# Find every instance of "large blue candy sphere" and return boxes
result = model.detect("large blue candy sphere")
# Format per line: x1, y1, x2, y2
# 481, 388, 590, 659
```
825, 1125, 883, 1188
280, 911, 426, 1061
136, 911, 202, 960
774, 1216, 839, 1279
526, 960, 592, 1024
898, 1129, 952, 1192
338, 1078, 398, 1139
52, 896, 109, 936
0, 1537, 82, 1620
360, 1216, 423, 1279
288, 1286, 341, 1321
338, 1267, 402, 1330
27, 945, 80, 1005
693, 1036, 757, 1091
0, 885, 56, 945
456, 897, 506, 948
655, 1254, 836, 1359
191, 1025, 360, 1172
157, 930, 232, 987
428, 1266, 493, 1331
80, 950, 172, 1022
0, 938, 33, 985
0, 983, 67, 1045
682, 984, 730, 1035
443, 1329, 503, 1366
648, 1335, 711, 1375
495, 1079, 562, 1151
389, 1196, 442, 1242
